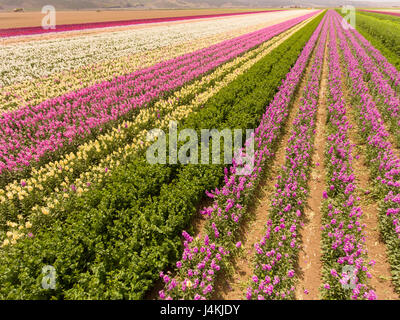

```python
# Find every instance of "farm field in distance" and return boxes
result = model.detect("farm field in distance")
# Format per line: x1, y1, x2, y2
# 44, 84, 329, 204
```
0, 3, 400, 304
0, 8, 283, 29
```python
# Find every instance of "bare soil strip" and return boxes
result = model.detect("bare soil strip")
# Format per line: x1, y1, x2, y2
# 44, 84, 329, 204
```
294, 36, 329, 301
211, 38, 320, 300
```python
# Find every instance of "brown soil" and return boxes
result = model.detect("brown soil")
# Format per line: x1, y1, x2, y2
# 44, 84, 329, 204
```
0, 9, 269, 29
212, 27, 320, 300
294, 35, 329, 301
1, 10, 316, 45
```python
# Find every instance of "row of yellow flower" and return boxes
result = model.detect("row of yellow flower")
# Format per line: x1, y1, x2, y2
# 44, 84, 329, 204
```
0, 19, 284, 112
0, 17, 314, 247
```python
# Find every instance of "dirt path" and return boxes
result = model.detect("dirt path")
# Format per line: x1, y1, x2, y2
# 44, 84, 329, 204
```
294, 35, 329, 301
212, 37, 320, 300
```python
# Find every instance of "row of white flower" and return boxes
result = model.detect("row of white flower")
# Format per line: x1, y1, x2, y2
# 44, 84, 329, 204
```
0, 10, 313, 87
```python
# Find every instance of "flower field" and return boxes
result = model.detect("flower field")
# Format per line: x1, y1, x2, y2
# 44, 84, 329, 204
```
0, 7, 399, 301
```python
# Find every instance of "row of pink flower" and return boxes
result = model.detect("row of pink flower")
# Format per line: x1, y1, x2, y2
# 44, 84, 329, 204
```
320, 18, 375, 300
349, 25, 400, 90
334, 12, 400, 244
0, 13, 317, 177
158, 12, 327, 300
361, 10, 400, 18
0, 10, 281, 38
339, 21, 400, 145
247, 12, 329, 300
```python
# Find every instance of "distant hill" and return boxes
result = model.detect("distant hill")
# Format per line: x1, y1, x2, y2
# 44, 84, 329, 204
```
0, 0, 398, 10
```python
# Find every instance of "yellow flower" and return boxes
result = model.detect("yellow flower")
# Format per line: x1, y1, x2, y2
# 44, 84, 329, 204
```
186, 280, 193, 288
41, 207, 50, 215
6, 231, 13, 238
2, 239, 9, 247
17, 214, 23, 220
25, 222, 32, 229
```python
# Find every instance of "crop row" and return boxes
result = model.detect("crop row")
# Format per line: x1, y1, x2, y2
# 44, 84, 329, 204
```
0, 10, 281, 38
348, 11, 400, 70
246, 12, 328, 300
0, 17, 291, 112
158, 12, 327, 300
0, 17, 311, 245
0, 12, 323, 299
334, 11, 400, 293
360, 10, 400, 20
0, 10, 301, 87
347, 25, 400, 93
0, 13, 316, 183
340, 24, 400, 147
0, 16, 314, 245
320, 17, 375, 300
